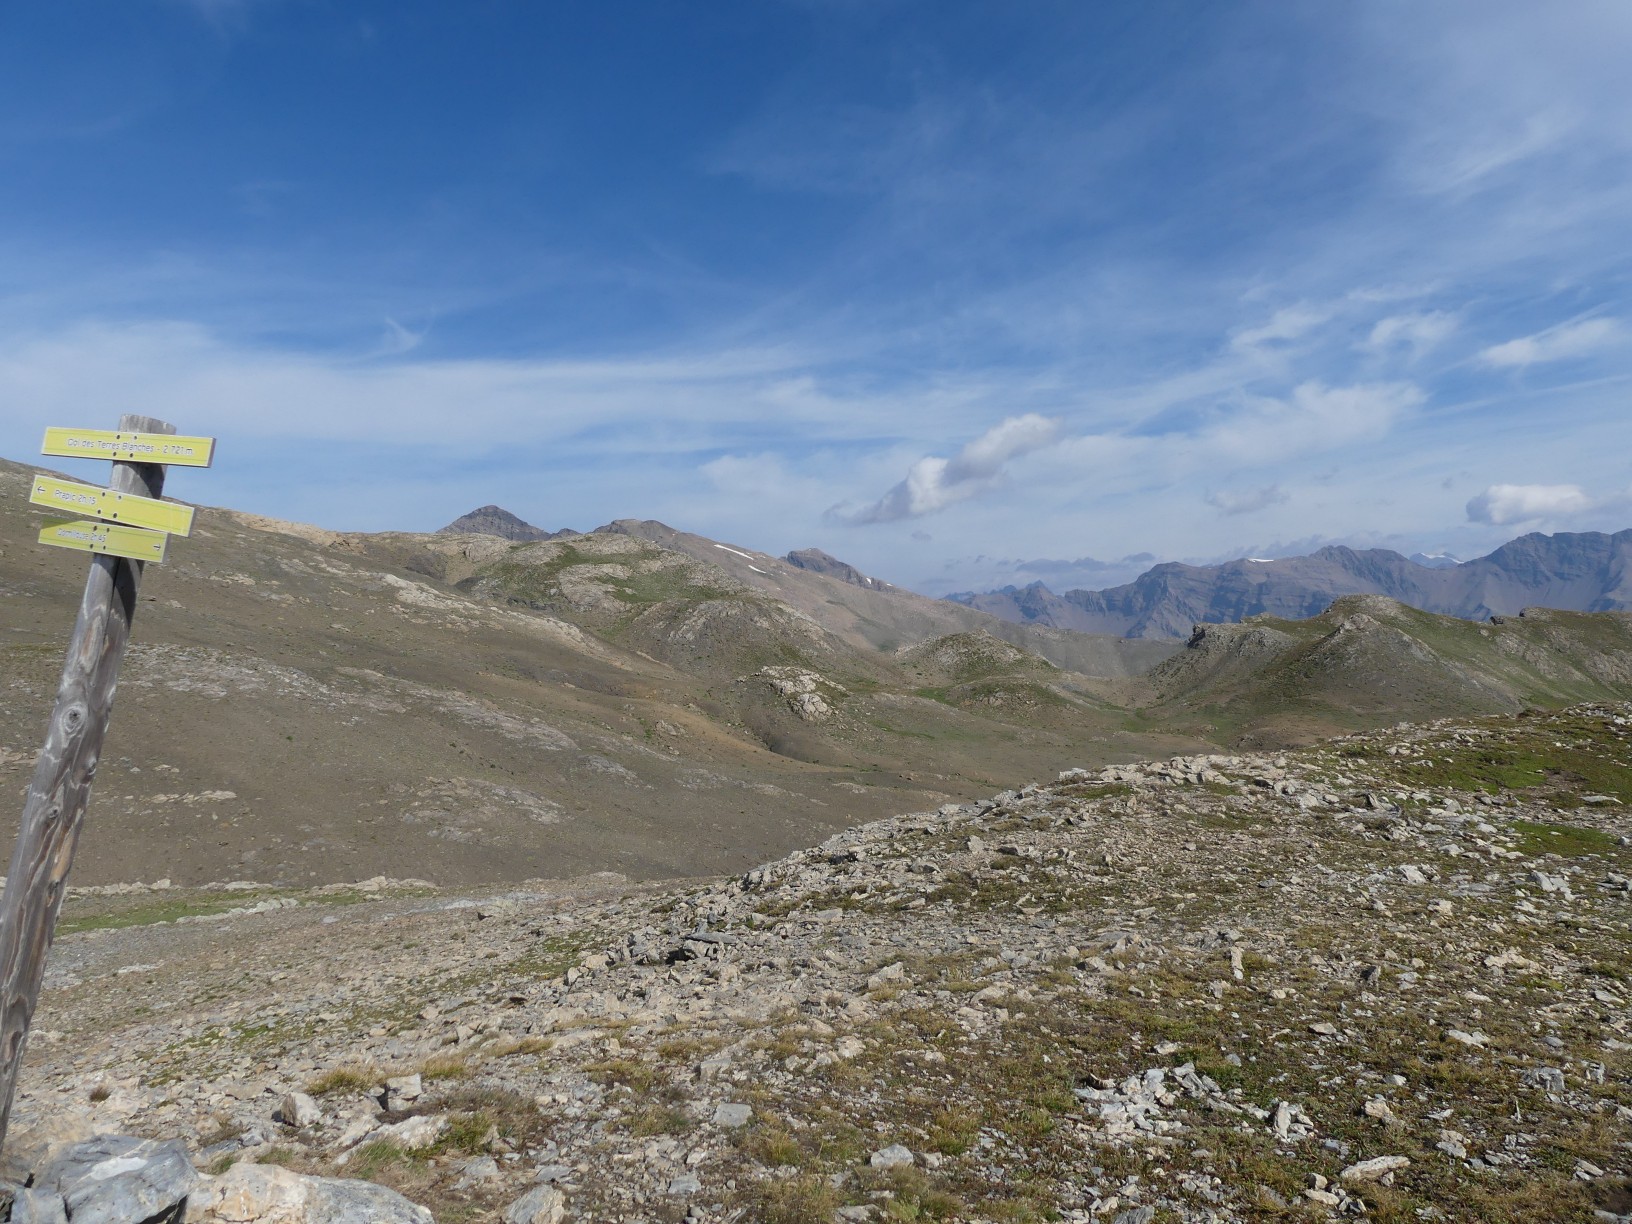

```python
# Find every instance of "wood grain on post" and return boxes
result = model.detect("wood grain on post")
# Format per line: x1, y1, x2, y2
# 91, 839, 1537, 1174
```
0, 414, 175, 1148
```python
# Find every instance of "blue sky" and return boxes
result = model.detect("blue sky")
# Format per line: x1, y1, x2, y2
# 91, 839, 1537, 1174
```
3, 1, 1630, 595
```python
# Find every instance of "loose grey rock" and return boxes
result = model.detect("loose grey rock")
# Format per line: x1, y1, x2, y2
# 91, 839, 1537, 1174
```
453, 1156, 501, 1190
383, 1074, 423, 1111
187, 1162, 434, 1223
37, 1135, 198, 1224
665, 1174, 702, 1196
355, 1114, 444, 1154
1522, 1066, 1567, 1092
866, 962, 906, 991
279, 1091, 322, 1128
11, 1188, 68, 1224
503, 1182, 567, 1224
869, 1144, 914, 1169
711, 1102, 752, 1128
1340, 1154, 1411, 1182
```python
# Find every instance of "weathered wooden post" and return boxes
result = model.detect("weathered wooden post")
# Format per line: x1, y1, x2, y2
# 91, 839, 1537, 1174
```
0, 414, 213, 1148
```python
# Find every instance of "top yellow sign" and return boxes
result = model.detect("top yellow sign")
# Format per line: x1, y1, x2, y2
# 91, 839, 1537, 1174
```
41, 428, 215, 468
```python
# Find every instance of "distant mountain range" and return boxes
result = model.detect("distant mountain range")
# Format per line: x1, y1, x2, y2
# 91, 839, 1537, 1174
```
949, 530, 1632, 638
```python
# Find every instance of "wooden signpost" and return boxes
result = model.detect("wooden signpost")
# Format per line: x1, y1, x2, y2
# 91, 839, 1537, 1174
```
29, 475, 196, 537
0, 415, 213, 1149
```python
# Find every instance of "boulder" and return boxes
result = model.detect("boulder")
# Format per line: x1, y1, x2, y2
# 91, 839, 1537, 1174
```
279, 1092, 322, 1128
185, 1162, 433, 1223
11, 1187, 68, 1224
36, 1135, 198, 1224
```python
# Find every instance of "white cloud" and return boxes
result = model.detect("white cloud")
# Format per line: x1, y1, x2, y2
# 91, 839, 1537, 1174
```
1205, 485, 1289, 516
1228, 304, 1332, 354
1364, 311, 1458, 357
1478, 317, 1621, 368
1465, 483, 1593, 525
378, 318, 426, 357
837, 413, 1062, 524
1206, 380, 1422, 463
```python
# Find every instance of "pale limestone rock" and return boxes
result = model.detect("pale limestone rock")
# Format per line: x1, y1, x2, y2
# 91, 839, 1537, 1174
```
1340, 1154, 1410, 1182
503, 1183, 567, 1224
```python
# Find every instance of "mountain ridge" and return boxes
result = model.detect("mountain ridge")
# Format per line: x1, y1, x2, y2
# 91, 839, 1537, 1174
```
950, 529, 1632, 638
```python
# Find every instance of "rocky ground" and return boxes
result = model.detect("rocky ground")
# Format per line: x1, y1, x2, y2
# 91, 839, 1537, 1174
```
7, 703, 1632, 1222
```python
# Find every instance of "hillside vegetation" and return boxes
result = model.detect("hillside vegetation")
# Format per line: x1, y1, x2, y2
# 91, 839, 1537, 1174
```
4, 460, 1632, 896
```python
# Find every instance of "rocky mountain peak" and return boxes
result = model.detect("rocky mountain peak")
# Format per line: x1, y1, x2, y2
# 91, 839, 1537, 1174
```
784, 547, 888, 589
438, 505, 563, 542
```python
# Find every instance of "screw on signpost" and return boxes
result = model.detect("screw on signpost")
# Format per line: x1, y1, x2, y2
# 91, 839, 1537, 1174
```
0, 414, 214, 1150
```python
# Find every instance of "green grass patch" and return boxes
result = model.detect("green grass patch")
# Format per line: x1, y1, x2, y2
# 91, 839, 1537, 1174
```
1512, 818, 1621, 857
58, 896, 269, 934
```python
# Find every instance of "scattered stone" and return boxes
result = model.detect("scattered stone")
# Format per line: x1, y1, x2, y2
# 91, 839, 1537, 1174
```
711, 1103, 752, 1128
383, 1074, 423, 1111
869, 1144, 915, 1169
1340, 1155, 1411, 1182
1362, 1097, 1395, 1121
348, 1114, 444, 1156
503, 1183, 567, 1224
866, 962, 906, 991
1521, 1067, 1566, 1092
454, 1156, 501, 1190
278, 1092, 321, 1128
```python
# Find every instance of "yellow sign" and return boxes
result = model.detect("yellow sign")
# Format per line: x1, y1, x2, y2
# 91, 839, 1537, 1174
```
41, 427, 215, 468
29, 475, 195, 537
37, 519, 168, 563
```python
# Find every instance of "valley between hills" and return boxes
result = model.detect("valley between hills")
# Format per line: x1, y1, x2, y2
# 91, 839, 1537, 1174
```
4, 457, 1632, 893
0, 459, 1630, 1222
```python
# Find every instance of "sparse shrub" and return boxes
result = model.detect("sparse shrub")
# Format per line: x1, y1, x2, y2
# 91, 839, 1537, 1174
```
346, 1139, 410, 1180
433, 1111, 496, 1155
304, 1064, 378, 1097
255, 1146, 313, 1173
629, 1103, 693, 1136
740, 1122, 803, 1167
928, 1109, 978, 1155
584, 1057, 659, 1093
735, 1175, 840, 1224
418, 1052, 470, 1081
489, 1034, 553, 1058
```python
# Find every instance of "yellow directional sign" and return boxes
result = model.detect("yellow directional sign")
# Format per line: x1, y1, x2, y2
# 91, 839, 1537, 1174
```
37, 519, 168, 563
29, 475, 195, 537
41, 427, 215, 468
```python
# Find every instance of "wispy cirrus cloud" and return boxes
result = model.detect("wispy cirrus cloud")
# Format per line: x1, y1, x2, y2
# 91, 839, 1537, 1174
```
1228, 304, 1333, 355
1363, 311, 1458, 358
1478, 317, 1621, 368
1205, 485, 1289, 516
